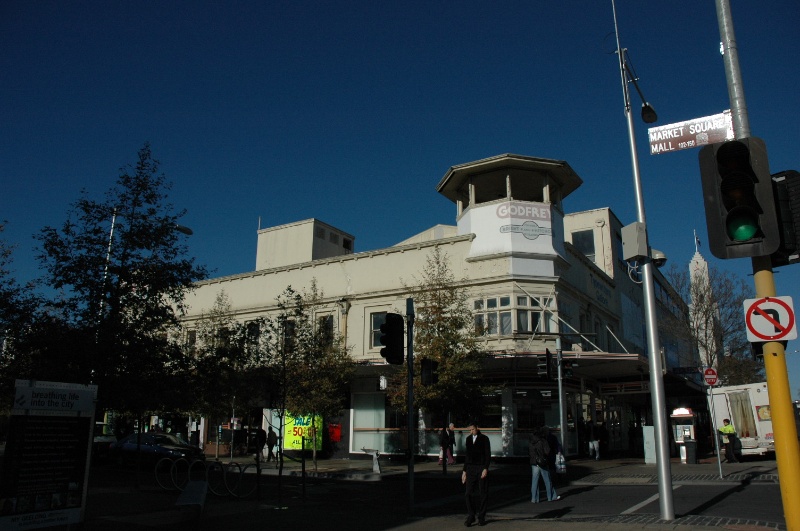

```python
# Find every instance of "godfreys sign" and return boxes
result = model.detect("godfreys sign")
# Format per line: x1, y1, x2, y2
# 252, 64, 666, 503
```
496, 202, 551, 221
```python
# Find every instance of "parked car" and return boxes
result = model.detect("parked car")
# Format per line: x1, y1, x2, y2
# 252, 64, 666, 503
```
109, 432, 205, 464
92, 422, 117, 460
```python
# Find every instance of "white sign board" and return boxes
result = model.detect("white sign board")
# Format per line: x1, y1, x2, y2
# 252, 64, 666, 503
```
648, 110, 733, 155
743, 296, 797, 342
1, 381, 97, 531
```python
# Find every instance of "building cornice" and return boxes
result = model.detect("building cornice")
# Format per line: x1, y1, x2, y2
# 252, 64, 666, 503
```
195, 233, 476, 287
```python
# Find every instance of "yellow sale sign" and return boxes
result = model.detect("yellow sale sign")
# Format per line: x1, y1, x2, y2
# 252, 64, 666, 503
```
283, 413, 322, 450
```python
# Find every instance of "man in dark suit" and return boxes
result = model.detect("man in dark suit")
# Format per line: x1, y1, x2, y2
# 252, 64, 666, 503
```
461, 422, 490, 526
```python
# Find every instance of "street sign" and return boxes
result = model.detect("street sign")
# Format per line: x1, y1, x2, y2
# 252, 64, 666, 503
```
703, 367, 718, 386
743, 296, 797, 342
648, 110, 733, 155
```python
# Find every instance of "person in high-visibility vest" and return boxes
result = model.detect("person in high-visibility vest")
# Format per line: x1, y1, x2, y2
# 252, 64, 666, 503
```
718, 419, 739, 463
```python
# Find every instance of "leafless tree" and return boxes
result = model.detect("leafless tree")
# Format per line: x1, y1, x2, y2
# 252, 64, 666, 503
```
664, 263, 763, 384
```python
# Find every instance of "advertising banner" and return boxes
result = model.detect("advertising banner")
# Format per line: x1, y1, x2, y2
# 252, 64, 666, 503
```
283, 413, 323, 451
1, 380, 97, 531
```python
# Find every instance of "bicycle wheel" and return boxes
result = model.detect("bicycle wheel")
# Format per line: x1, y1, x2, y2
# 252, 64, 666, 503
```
222, 461, 243, 496
231, 463, 257, 498
206, 460, 228, 497
154, 458, 175, 491
171, 458, 190, 490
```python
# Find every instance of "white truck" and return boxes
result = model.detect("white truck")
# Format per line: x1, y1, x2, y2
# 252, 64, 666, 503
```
708, 381, 774, 457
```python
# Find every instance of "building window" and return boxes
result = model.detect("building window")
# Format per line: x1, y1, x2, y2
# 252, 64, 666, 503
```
343, 238, 353, 253
315, 227, 325, 239
499, 296, 512, 335
595, 319, 605, 351
515, 296, 545, 333
474, 295, 546, 336
329, 232, 340, 245
283, 319, 296, 352
186, 329, 197, 347
573, 229, 595, 263
245, 321, 260, 339
607, 326, 617, 353
318, 314, 334, 347
370, 311, 387, 348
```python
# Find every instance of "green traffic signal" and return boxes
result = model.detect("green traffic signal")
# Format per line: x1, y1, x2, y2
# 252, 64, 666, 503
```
726, 208, 759, 241
698, 137, 779, 259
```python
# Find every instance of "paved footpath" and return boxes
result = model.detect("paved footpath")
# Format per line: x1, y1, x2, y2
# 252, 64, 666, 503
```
84, 455, 785, 531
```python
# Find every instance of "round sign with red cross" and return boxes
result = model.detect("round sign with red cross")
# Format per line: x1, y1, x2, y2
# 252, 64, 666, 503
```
743, 296, 797, 342
703, 367, 718, 386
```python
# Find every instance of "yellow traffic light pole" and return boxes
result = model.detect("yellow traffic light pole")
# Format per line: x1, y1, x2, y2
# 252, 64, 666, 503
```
716, 1, 800, 528
753, 257, 800, 530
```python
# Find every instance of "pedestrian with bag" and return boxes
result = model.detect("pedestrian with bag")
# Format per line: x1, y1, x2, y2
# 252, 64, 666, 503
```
529, 426, 560, 503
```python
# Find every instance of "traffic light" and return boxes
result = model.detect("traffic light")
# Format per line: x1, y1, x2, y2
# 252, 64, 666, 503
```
770, 170, 800, 268
421, 358, 439, 385
545, 349, 553, 380
379, 313, 404, 365
698, 137, 779, 259
563, 361, 574, 379
537, 352, 549, 380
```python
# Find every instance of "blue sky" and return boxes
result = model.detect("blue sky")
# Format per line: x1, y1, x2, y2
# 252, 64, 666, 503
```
1, 1, 798, 398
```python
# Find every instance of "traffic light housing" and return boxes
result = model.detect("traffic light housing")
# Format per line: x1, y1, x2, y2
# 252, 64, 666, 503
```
771, 170, 800, 267
563, 361, 574, 379
698, 137, 779, 259
421, 358, 439, 385
379, 313, 404, 365
537, 352, 549, 379
545, 349, 553, 380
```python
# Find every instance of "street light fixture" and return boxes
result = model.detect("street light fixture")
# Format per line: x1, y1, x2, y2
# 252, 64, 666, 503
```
612, 0, 675, 521
174, 224, 193, 236
98, 209, 194, 318
622, 57, 658, 124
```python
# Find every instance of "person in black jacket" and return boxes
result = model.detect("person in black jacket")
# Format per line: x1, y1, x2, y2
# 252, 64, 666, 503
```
461, 422, 490, 527
530, 427, 560, 502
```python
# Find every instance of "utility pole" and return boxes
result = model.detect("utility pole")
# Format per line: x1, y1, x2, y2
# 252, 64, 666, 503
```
406, 297, 415, 513
715, 1, 800, 529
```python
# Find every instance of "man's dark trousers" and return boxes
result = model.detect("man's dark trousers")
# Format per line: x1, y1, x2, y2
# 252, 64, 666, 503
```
464, 464, 488, 522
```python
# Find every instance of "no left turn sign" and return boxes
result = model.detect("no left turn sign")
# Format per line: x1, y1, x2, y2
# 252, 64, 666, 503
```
743, 296, 797, 342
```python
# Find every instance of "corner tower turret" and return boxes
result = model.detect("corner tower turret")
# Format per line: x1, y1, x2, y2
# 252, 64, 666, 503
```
437, 153, 583, 274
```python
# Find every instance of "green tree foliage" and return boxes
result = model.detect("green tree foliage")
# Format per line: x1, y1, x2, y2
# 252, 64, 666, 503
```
386, 247, 486, 420
185, 283, 353, 461
257, 284, 354, 463
184, 291, 253, 423
280, 282, 353, 422
24, 144, 207, 413
0, 224, 41, 404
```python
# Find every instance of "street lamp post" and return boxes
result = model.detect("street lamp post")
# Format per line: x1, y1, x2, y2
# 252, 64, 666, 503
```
98, 209, 193, 320
611, 0, 675, 520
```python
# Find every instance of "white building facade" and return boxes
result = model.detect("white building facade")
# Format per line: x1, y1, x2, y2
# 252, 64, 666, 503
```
181, 154, 703, 458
